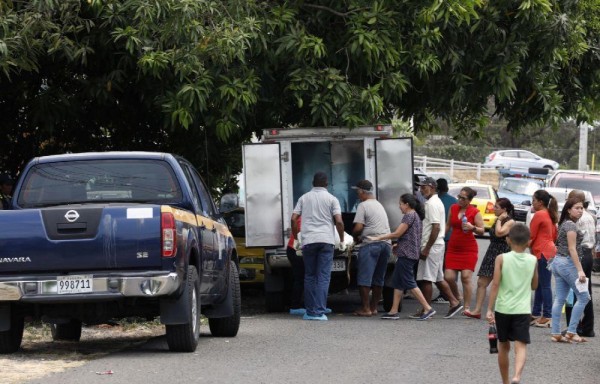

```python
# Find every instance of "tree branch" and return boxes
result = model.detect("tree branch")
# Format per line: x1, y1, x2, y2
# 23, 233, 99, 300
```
302, 4, 363, 18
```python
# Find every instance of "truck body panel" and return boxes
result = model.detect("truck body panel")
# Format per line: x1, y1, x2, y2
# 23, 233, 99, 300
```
242, 126, 414, 311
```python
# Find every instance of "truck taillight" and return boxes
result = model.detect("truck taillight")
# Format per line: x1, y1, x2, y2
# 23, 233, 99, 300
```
486, 202, 495, 214
161, 212, 177, 258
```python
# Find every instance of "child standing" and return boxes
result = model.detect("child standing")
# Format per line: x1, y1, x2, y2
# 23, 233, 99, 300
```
486, 223, 539, 384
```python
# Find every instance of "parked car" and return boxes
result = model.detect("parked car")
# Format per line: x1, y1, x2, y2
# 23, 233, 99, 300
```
448, 182, 498, 230
497, 177, 545, 222
427, 171, 456, 184
0, 152, 241, 353
525, 187, 596, 225
547, 170, 600, 210
222, 205, 265, 285
484, 150, 559, 170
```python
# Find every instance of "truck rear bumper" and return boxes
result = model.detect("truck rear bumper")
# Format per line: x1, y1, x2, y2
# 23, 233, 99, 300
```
0, 271, 181, 302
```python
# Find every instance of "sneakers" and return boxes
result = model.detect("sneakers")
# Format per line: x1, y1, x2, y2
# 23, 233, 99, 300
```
433, 296, 450, 304
417, 308, 436, 321
443, 303, 464, 319
381, 312, 400, 320
289, 308, 306, 316
408, 310, 424, 319
291, 308, 330, 316
534, 317, 551, 328
303, 313, 328, 321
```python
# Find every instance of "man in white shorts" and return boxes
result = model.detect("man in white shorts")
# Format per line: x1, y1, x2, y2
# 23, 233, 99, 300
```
414, 177, 463, 319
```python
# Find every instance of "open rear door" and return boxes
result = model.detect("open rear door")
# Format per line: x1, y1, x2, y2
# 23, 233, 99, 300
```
242, 143, 284, 247
375, 138, 414, 230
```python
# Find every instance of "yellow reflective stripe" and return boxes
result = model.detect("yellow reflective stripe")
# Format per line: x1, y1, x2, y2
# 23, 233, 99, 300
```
160, 206, 197, 226
160, 206, 232, 238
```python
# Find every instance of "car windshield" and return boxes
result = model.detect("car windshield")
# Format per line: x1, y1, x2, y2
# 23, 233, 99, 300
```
499, 179, 540, 196
554, 177, 600, 204
448, 185, 491, 199
17, 159, 182, 208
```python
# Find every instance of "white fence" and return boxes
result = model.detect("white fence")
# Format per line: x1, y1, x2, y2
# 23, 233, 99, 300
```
414, 155, 496, 182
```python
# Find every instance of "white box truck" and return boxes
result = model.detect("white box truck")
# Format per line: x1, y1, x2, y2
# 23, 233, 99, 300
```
242, 125, 415, 311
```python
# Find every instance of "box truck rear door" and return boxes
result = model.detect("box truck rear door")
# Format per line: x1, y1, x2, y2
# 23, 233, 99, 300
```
242, 143, 284, 247
375, 138, 414, 230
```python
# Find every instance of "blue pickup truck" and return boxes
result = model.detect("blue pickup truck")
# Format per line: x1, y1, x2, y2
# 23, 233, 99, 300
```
0, 152, 240, 353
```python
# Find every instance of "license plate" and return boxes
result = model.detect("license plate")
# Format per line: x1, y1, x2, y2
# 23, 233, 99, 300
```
57, 275, 93, 294
331, 260, 346, 272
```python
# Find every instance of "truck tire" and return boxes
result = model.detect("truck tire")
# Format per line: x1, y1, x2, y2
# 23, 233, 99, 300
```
265, 292, 285, 312
264, 271, 287, 312
166, 267, 201, 352
209, 264, 241, 337
50, 320, 82, 341
382, 286, 394, 313
0, 311, 24, 354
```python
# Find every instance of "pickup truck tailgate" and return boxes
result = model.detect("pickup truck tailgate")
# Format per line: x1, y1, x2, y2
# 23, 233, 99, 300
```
0, 206, 163, 273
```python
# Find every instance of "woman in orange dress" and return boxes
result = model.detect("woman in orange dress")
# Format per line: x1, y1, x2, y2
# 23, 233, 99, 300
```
444, 187, 485, 313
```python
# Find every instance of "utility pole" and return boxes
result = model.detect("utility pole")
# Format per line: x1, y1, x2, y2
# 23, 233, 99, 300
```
579, 122, 591, 171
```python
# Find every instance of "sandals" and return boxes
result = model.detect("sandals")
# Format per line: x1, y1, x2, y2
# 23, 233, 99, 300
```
565, 332, 588, 343
551, 334, 571, 343
463, 310, 481, 319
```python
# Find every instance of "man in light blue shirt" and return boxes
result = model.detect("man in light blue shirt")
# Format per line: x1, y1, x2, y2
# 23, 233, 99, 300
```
291, 172, 345, 320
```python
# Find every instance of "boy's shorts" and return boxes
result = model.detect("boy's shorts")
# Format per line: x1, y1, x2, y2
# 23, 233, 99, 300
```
495, 312, 531, 344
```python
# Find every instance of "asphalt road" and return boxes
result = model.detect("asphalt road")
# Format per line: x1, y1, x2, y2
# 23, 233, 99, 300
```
28, 238, 600, 384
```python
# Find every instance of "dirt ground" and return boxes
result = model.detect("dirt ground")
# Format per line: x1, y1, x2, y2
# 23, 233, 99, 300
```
1, 321, 165, 384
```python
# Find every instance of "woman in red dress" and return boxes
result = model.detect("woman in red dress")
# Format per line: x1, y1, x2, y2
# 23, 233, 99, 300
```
444, 186, 485, 314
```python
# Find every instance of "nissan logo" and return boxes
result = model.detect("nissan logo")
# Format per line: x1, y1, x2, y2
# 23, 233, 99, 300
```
64, 210, 80, 222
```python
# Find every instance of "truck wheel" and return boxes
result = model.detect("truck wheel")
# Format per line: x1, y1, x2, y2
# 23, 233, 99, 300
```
0, 311, 24, 354
382, 286, 394, 313
50, 320, 82, 341
265, 292, 285, 312
166, 266, 201, 352
209, 264, 241, 337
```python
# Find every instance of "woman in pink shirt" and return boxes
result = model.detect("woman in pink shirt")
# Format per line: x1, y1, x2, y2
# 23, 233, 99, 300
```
529, 190, 558, 327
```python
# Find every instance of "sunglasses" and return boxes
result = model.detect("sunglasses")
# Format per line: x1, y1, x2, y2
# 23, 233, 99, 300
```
457, 195, 468, 201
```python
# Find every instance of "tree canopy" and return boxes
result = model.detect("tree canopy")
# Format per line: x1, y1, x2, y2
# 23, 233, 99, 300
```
1, 0, 599, 191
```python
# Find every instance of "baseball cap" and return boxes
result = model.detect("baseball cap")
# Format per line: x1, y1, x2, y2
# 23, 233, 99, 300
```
417, 176, 437, 188
351, 179, 373, 192
0, 174, 14, 185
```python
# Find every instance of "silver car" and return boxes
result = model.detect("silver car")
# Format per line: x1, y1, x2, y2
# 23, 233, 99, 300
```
484, 150, 559, 170
525, 187, 596, 225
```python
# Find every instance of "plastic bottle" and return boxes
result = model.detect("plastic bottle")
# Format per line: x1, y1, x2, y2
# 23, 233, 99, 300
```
461, 215, 468, 233
488, 325, 498, 354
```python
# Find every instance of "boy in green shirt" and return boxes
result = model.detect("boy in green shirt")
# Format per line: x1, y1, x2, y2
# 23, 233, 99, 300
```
487, 223, 538, 384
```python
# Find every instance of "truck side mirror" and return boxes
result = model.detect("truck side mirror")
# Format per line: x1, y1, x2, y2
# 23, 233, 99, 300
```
219, 193, 239, 213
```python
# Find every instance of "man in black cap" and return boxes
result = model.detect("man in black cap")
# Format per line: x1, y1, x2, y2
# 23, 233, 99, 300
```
0, 174, 14, 210
414, 177, 463, 319
351, 179, 391, 316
